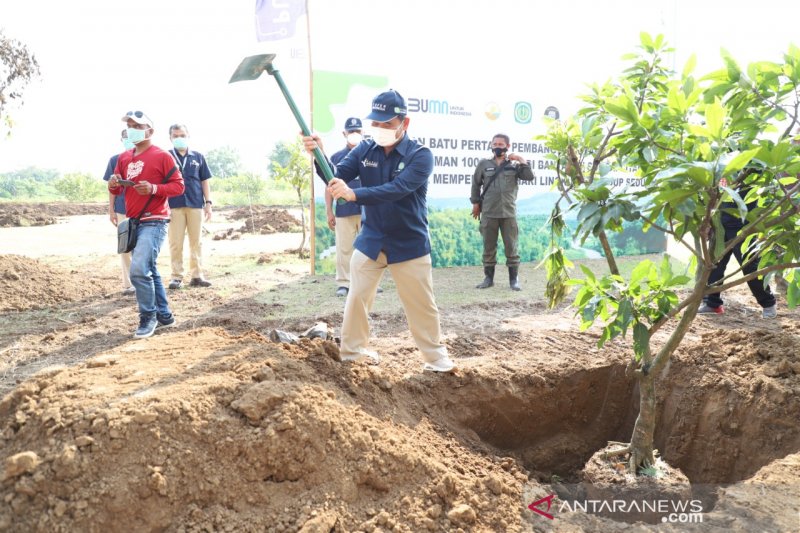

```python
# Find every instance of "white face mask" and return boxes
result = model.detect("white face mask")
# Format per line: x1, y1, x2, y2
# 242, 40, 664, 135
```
346, 132, 362, 146
126, 127, 148, 144
371, 124, 403, 147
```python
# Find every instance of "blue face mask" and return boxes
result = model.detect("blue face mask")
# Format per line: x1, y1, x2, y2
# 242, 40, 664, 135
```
171, 137, 189, 150
122, 138, 135, 150
126, 127, 147, 144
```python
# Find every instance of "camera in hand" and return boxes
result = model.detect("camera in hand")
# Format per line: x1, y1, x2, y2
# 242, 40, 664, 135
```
117, 179, 135, 187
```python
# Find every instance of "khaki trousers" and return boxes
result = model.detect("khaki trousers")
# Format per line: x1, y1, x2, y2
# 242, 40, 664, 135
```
168, 207, 203, 279
334, 215, 361, 288
115, 213, 132, 289
341, 250, 448, 363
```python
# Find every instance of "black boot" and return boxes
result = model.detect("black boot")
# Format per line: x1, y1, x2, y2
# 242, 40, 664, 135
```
509, 266, 521, 291
476, 266, 494, 289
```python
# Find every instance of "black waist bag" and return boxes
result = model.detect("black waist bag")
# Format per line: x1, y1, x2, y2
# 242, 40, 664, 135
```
115, 166, 177, 254
117, 217, 139, 254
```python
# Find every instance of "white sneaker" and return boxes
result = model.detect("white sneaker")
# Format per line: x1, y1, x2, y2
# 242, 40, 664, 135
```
423, 356, 457, 373
340, 350, 381, 364
762, 304, 777, 319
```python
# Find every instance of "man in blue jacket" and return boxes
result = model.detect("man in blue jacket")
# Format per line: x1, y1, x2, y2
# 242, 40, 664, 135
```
303, 90, 455, 372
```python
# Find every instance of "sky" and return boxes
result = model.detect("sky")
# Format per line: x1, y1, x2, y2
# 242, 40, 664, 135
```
1, 0, 799, 177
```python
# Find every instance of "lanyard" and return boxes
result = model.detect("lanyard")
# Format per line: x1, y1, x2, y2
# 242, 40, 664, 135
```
171, 149, 188, 170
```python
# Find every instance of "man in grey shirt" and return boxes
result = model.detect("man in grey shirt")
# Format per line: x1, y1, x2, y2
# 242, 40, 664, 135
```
470, 133, 534, 291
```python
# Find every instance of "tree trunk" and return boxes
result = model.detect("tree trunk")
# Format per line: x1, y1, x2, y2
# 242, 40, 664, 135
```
628, 365, 656, 474
598, 230, 620, 276
627, 268, 711, 474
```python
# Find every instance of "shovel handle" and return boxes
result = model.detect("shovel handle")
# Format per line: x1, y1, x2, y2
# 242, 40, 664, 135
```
266, 65, 336, 185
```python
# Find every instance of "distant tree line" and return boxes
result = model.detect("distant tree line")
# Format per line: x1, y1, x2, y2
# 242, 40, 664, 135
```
314, 205, 665, 273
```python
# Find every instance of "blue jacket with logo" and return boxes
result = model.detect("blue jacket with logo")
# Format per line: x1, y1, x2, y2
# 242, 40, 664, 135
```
330, 145, 361, 218
327, 135, 432, 264
167, 149, 212, 209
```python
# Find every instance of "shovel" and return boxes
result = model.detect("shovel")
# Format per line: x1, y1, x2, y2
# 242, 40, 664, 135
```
229, 53, 336, 185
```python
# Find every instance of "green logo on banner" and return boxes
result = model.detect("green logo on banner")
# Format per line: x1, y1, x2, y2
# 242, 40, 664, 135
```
312, 71, 388, 133
514, 101, 532, 124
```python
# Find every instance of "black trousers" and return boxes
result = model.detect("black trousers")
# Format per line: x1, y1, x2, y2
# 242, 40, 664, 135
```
704, 226, 776, 309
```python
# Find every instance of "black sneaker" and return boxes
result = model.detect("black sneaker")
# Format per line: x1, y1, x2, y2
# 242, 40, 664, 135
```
168, 279, 182, 290
156, 313, 176, 329
190, 278, 212, 287
134, 315, 158, 339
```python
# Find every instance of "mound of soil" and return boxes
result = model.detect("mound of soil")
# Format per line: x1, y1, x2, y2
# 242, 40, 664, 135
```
0, 203, 104, 227
0, 255, 113, 312
227, 206, 301, 234
0, 330, 525, 532
1, 276, 798, 531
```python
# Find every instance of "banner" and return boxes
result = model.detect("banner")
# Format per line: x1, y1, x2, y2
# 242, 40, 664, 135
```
312, 71, 665, 273
255, 0, 307, 42
254, 0, 309, 64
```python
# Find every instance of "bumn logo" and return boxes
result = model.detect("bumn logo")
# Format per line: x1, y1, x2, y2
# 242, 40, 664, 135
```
514, 101, 532, 124
408, 97, 449, 114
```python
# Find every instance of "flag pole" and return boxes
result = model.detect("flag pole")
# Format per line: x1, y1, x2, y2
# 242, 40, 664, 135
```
305, 0, 316, 276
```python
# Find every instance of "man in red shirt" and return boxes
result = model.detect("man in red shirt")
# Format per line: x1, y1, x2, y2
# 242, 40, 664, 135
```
108, 110, 185, 338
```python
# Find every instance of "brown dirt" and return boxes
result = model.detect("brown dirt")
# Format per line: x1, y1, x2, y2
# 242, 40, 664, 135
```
0, 255, 117, 312
1, 212, 799, 532
0, 203, 104, 227
213, 206, 301, 240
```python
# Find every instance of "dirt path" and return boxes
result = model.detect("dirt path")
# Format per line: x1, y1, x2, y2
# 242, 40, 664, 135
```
1, 209, 799, 532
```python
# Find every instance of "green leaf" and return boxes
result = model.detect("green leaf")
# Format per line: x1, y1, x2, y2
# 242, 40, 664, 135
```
655, 166, 687, 182
788, 278, 800, 308
630, 260, 653, 287
659, 254, 673, 284
666, 275, 692, 287
643, 146, 656, 163
719, 185, 748, 222
686, 165, 712, 186
605, 102, 635, 124
704, 99, 727, 140
682, 53, 697, 78
618, 298, 634, 332
577, 202, 601, 225
579, 264, 597, 283
722, 148, 760, 176
633, 322, 650, 362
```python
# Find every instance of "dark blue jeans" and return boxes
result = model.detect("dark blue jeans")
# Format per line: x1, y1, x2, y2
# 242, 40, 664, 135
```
130, 221, 172, 320
704, 225, 776, 309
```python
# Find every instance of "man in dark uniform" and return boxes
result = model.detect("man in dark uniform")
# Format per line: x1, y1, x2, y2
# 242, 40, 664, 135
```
103, 129, 135, 296
166, 123, 214, 290
699, 176, 777, 318
327, 117, 363, 297
470, 133, 535, 291
303, 90, 456, 373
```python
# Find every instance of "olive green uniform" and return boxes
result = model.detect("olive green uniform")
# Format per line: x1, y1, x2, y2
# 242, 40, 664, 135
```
470, 158, 535, 267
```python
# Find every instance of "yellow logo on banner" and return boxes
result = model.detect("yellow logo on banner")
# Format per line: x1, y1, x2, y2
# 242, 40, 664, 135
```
485, 102, 501, 120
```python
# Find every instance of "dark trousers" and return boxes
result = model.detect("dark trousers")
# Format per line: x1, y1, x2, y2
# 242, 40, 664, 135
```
480, 216, 520, 267
705, 226, 776, 309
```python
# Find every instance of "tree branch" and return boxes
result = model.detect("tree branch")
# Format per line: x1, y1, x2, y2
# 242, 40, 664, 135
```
588, 122, 618, 180
704, 262, 800, 295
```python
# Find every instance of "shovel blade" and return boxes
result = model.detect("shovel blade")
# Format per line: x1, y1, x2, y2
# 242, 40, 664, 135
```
228, 54, 277, 83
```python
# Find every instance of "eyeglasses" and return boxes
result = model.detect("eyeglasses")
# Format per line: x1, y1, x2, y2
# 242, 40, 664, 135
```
126, 111, 146, 118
